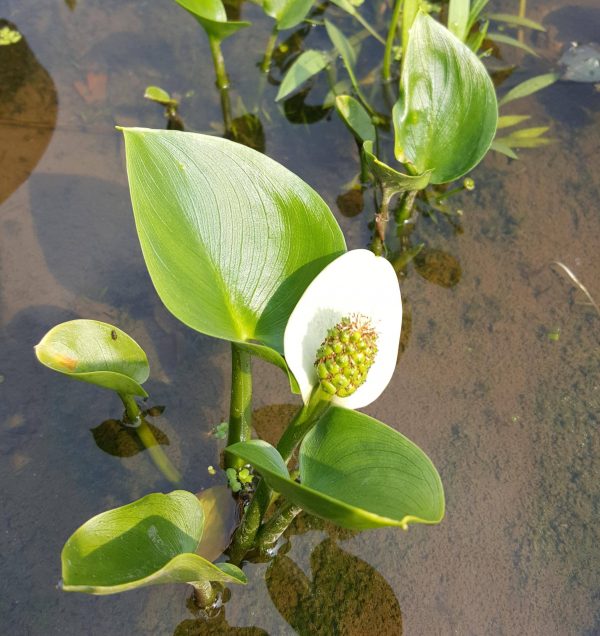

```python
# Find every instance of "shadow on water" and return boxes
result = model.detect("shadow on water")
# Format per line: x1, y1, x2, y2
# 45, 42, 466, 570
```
266, 537, 403, 635
0, 19, 57, 205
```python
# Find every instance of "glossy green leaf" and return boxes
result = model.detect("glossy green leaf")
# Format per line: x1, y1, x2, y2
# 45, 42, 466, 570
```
325, 20, 372, 114
448, 0, 470, 42
264, 0, 314, 30
362, 141, 430, 195
335, 95, 375, 143
402, 0, 420, 53
35, 319, 149, 397
393, 12, 498, 184
488, 13, 545, 31
329, 0, 385, 45
121, 128, 345, 353
227, 407, 445, 530
61, 491, 246, 594
144, 86, 176, 107
498, 72, 559, 107
174, 0, 250, 41
276, 50, 329, 101
487, 32, 538, 57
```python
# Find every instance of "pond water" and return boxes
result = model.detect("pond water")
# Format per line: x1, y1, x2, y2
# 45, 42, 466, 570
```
1, 0, 600, 634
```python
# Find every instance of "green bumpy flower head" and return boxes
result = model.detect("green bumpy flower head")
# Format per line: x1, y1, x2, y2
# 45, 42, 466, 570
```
314, 315, 378, 398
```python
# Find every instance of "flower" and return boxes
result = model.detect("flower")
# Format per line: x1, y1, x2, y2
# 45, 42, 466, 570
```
284, 249, 402, 409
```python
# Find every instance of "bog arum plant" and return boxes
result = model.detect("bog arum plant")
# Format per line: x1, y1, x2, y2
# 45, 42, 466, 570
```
38, 131, 444, 617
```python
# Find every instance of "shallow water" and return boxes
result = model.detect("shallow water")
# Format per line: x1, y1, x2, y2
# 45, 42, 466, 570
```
1, 0, 599, 634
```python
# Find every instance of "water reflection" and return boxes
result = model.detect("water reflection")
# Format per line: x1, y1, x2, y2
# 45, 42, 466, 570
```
90, 417, 170, 457
0, 19, 57, 205
174, 610, 268, 636
266, 537, 403, 635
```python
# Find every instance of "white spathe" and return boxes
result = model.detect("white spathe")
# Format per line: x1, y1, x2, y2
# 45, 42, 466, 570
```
284, 249, 402, 409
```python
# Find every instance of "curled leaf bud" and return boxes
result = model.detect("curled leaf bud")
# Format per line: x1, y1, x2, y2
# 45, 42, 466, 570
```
314, 315, 378, 397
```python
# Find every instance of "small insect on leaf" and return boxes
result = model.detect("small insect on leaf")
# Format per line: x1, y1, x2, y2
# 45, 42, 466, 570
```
111, 330, 118, 340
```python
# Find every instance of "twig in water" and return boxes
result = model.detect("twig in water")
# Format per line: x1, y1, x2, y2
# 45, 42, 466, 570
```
552, 261, 600, 317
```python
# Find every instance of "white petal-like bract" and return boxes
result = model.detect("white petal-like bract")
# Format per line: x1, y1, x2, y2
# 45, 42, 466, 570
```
284, 249, 402, 409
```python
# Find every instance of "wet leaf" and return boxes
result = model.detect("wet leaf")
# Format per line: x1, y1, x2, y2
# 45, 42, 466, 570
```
487, 32, 538, 57
61, 491, 246, 594
488, 13, 546, 31
335, 94, 375, 143
263, 0, 314, 30
325, 20, 371, 113
227, 406, 445, 530
144, 85, 176, 107
35, 319, 149, 397
329, 0, 385, 44
393, 12, 498, 184
498, 72, 559, 107
174, 0, 250, 42
121, 129, 345, 354
276, 50, 329, 101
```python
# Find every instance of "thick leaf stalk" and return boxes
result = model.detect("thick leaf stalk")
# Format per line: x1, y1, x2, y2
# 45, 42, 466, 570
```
226, 344, 253, 469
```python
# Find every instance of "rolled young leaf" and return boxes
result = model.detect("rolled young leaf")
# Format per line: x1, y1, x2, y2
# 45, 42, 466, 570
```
35, 319, 149, 397
61, 491, 246, 594
393, 12, 498, 184
227, 407, 445, 530
121, 128, 345, 355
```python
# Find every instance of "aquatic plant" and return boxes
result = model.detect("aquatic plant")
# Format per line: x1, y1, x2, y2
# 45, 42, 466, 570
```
36, 129, 444, 610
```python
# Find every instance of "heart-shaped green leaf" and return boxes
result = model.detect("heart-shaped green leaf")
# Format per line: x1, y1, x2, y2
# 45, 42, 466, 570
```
263, 0, 314, 30
35, 319, 149, 397
362, 141, 431, 195
335, 95, 375, 143
61, 491, 246, 594
227, 407, 445, 530
174, 0, 250, 41
121, 128, 345, 354
393, 12, 498, 184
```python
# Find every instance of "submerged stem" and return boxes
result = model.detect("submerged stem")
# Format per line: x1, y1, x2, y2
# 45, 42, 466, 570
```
228, 387, 331, 564
256, 502, 302, 552
191, 580, 216, 607
261, 24, 279, 73
226, 344, 253, 469
208, 35, 233, 133
383, 0, 403, 82
119, 394, 181, 484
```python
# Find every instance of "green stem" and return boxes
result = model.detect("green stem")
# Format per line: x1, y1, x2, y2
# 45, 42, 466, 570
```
191, 580, 216, 607
228, 387, 331, 564
396, 189, 418, 225
225, 344, 252, 469
261, 24, 279, 73
119, 394, 181, 484
371, 185, 394, 256
208, 35, 233, 134
256, 502, 302, 552
382, 0, 403, 82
